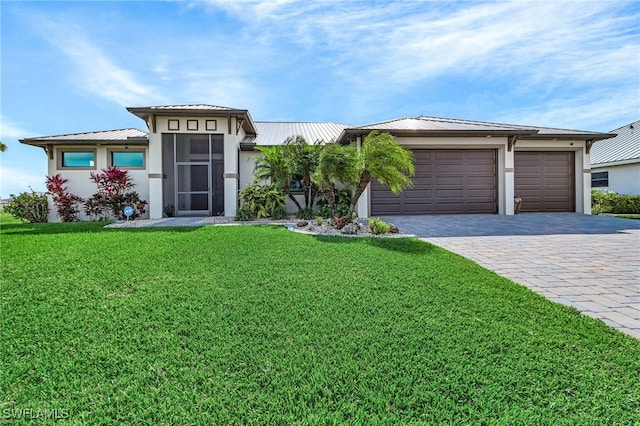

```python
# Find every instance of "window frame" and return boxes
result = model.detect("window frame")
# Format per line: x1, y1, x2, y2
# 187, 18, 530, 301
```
591, 171, 609, 188
58, 149, 97, 170
108, 149, 146, 169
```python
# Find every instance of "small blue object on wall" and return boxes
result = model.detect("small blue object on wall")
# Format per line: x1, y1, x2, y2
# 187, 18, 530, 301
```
123, 206, 134, 220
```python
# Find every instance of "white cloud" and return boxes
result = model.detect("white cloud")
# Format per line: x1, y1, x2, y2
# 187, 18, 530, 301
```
194, 1, 639, 95
32, 18, 165, 107
0, 165, 47, 197
0, 116, 38, 140
496, 88, 639, 132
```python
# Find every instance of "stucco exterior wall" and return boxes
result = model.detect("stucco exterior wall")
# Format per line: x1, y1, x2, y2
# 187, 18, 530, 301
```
47, 145, 149, 222
592, 163, 640, 195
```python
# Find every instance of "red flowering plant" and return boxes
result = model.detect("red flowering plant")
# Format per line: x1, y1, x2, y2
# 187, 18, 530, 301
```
85, 167, 147, 220
46, 174, 83, 222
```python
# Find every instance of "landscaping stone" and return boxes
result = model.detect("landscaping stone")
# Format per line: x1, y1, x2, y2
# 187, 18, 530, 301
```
341, 222, 360, 235
389, 224, 399, 233
297, 220, 309, 227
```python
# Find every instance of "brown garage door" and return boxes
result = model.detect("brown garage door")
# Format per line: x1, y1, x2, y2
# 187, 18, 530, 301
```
371, 149, 497, 215
514, 151, 575, 212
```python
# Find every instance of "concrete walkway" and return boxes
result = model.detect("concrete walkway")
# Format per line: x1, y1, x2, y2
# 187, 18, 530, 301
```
382, 213, 640, 339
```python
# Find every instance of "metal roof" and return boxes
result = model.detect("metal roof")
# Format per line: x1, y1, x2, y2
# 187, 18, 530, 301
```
591, 120, 640, 167
127, 104, 257, 135
244, 122, 349, 146
338, 116, 614, 142
134, 104, 240, 111
20, 128, 148, 146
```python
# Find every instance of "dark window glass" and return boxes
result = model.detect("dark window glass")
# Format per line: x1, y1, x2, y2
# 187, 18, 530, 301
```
289, 175, 303, 191
591, 171, 608, 188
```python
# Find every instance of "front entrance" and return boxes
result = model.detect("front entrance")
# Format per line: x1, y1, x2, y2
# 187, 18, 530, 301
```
162, 133, 225, 216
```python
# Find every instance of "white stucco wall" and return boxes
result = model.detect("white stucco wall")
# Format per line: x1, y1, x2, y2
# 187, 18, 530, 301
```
592, 163, 640, 195
47, 145, 149, 222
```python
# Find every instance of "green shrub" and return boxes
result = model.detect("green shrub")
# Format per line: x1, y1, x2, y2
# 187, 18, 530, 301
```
235, 205, 256, 221
4, 190, 49, 223
270, 204, 290, 220
592, 189, 640, 214
611, 194, 640, 214
239, 183, 286, 219
295, 207, 315, 220
316, 189, 351, 218
368, 217, 390, 234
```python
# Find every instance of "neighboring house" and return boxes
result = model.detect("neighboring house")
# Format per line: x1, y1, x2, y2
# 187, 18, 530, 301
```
20, 104, 614, 221
590, 120, 640, 195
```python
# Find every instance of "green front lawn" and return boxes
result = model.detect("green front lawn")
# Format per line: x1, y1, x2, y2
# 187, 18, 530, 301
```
1, 220, 639, 424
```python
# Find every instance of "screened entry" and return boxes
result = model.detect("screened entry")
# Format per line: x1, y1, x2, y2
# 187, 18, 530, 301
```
162, 134, 225, 216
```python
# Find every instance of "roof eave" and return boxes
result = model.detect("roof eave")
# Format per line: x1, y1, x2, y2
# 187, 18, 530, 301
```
126, 106, 257, 136
337, 128, 539, 143
521, 133, 616, 141
591, 158, 640, 168
20, 138, 149, 147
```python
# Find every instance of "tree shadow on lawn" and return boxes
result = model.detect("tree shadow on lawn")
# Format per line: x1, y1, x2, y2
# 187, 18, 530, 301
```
312, 234, 435, 255
0, 222, 202, 236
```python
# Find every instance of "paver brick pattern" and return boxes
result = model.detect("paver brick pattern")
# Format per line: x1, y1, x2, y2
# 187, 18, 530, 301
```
383, 214, 640, 340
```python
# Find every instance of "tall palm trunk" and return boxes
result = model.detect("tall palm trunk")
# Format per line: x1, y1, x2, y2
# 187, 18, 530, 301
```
347, 171, 371, 218
324, 184, 337, 217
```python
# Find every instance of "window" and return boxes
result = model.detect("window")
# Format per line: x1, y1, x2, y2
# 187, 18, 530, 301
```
111, 151, 145, 168
61, 151, 95, 168
289, 175, 304, 192
591, 171, 608, 188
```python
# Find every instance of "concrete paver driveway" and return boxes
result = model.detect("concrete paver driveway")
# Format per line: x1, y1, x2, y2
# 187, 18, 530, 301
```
382, 213, 640, 339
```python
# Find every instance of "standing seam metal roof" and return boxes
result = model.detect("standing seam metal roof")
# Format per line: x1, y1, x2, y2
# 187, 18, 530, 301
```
20, 128, 148, 143
590, 120, 640, 166
246, 122, 349, 145
353, 116, 605, 135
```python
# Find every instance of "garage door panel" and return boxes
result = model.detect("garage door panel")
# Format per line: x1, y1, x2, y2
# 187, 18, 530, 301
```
371, 149, 497, 215
514, 151, 575, 212
435, 176, 465, 185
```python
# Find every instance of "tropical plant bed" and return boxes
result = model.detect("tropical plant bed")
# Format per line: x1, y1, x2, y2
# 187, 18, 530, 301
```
292, 218, 406, 237
105, 216, 405, 237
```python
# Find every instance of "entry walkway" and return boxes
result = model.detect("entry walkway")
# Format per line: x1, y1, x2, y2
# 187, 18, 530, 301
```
382, 213, 640, 339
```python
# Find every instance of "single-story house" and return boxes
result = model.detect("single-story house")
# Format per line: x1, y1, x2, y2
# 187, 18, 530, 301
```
20, 104, 615, 221
590, 120, 640, 195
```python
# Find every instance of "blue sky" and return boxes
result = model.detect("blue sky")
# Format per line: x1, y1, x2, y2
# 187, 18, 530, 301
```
1, 0, 639, 197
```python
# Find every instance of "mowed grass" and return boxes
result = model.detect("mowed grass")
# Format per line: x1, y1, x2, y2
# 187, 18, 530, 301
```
1, 219, 639, 424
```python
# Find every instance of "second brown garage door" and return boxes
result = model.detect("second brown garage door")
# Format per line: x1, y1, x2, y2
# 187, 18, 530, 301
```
514, 151, 575, 212
371, 149, 497, 215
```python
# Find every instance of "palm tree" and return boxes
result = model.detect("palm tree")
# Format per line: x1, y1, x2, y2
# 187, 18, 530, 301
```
314, 142, 358, 217
253, 145, 302, 210
347, 131, 415, 217
283, 136, 322, 210
0, 141, 6, 152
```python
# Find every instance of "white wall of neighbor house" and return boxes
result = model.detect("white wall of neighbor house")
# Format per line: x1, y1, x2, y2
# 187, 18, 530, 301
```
593, 163, 640, 195
47, 145, 149, 221
515, 139, 589, 214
